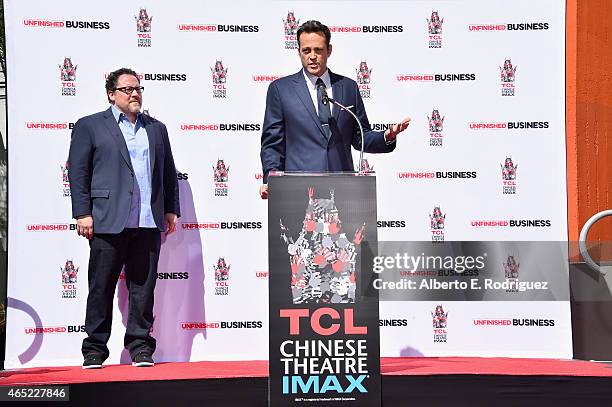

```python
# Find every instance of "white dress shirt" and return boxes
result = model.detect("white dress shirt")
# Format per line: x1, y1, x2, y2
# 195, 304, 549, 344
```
302, 68, 395, 145
302, 68, 333, 114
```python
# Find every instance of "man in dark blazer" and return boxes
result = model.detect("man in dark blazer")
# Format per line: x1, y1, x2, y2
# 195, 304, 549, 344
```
259, 20, 410, 198
68, 68, 180, 369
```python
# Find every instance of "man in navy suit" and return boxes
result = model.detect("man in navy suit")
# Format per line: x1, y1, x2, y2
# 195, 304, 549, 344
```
68, 68, 180, 369
260, 20, 410, 198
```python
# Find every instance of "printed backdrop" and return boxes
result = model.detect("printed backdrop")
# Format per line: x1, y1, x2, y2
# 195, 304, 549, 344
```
3, 0, 569, 367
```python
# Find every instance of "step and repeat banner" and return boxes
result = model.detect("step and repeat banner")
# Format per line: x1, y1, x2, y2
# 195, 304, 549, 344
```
4, 0, 569, 368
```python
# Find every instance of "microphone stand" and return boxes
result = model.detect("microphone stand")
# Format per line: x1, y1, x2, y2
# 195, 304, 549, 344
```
322, 95, 367, 174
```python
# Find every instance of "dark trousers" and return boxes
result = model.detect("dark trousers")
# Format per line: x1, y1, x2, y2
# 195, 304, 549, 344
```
82, 228, 161, 359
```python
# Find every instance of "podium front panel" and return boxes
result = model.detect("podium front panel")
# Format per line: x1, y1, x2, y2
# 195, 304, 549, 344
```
267, 174, 381, 407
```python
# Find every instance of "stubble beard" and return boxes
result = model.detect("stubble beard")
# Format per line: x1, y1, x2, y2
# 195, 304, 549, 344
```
128, 101, 141, 114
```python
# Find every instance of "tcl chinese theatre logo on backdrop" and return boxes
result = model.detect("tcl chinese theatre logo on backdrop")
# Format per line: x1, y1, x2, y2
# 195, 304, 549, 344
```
283, 11, 300, 49
61, 162, 70, 197
500, 59, 517, 96
213, 159, 229, 196
61, 259, 79, 299
432, 305, 448, 343
214, 257, 230, 296
427, 10, 444, 48
355, 61, 372, 99
135, 8, 152, 47
501, 156, 517, 195
211, 60, 228, 98
59, 57, 77, 96
428, 108, 444, 146
503, 255, 520, 293
361, 158, 374, 174
430, 206, 445, 242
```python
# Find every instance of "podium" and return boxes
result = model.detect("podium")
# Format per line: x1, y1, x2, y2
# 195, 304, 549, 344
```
266, 172, 381, 407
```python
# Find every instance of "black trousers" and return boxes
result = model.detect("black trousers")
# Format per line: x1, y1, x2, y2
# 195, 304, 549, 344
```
82, 228, 161, 359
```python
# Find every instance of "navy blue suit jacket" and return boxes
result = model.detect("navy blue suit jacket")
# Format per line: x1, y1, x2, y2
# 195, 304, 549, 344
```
260, 70, 395, 182
68, 107, 180, 234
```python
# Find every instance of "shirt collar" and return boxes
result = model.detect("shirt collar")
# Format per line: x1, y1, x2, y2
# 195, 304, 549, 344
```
111, 104, 142, 125
302, 68, 331, 89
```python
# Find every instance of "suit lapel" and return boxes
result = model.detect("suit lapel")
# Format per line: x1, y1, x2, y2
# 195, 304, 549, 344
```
330, 71, 344, 120
142, 115, 157, 173
102, 108, 133, 172
292, 72, 326, 137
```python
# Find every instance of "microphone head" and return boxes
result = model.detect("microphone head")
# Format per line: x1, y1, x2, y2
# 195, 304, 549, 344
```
317, 82, 329, 105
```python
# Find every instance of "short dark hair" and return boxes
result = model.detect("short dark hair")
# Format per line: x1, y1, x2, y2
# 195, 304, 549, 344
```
297, 20, 331, 48
105, 68, 139, 103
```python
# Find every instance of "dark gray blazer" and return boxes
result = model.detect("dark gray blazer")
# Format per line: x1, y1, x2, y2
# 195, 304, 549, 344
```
68, 107, 180, 234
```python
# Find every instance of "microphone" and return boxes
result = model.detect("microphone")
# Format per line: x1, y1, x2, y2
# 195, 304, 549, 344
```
323, 98, 367, 174
316, 79, 367, 173
316, 81, 330, 106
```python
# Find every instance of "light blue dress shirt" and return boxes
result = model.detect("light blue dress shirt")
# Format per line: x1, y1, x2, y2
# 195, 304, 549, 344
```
111, 104, 156, 228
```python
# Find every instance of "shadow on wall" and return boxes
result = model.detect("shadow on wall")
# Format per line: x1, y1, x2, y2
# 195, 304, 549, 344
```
6, 297, 43, 364
400, 347, 425, 357
117, 179, 206, 363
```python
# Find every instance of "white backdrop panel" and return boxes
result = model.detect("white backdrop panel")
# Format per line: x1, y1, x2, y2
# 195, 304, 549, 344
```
4, 0, 568, 367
